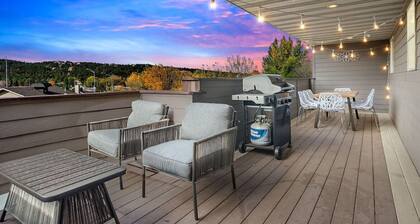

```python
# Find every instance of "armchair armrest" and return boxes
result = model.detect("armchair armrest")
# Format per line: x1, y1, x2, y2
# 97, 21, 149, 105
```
193, 127, 238, 180
141, 124, 182, 153
87, 116, 128, 132
120, 119, 170, 158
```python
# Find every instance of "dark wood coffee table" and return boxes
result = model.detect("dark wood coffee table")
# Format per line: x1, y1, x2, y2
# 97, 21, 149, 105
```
0, 148, 125, 224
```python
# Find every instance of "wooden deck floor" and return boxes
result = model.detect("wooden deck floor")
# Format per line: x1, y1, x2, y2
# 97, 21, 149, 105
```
3, 113, 398, 224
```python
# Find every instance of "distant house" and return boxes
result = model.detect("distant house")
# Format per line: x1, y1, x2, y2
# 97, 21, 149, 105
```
0, 83, 65, 98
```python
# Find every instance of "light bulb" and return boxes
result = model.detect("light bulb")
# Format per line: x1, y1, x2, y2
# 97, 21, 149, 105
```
370, 48, 375, 56
386, 85, 390, 91
337, 18, 343, 32
385, 46, 389, 51
399, 17, 404, 26
363, 32, 368, 43
209, 0, 217, 9
257, 7, 264, 23
331, 49, 336, 58
350, 50, 354, 58
328, 4, 337, 8
386, 95, 390, 100
382, 65, 387, 70
320, 42, 324, 51
300, 14, 305, 29
339, 40, 343, 49
305, 45, 310, 50
373, 16, 379, 29
312, 48, 316, 54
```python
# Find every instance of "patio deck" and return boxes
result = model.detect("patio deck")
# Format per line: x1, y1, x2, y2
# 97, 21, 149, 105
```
2, 112, 397, 224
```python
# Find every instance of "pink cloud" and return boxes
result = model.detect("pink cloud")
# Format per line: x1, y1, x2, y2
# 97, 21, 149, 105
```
112, 19, 193, 32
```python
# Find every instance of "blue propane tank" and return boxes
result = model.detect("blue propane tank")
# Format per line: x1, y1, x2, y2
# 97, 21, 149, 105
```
250, 115, 271, 145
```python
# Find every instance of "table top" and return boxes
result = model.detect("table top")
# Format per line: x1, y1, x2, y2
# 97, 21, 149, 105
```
314, 91, 359, 98
0, 148, 125, 202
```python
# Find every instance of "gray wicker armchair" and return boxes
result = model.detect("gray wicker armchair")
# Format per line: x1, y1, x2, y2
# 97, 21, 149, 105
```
141, 103, 237, 220
87, 100, 169, 190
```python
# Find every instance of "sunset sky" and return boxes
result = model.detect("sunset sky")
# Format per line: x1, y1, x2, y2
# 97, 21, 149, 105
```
0, 0, 289, 70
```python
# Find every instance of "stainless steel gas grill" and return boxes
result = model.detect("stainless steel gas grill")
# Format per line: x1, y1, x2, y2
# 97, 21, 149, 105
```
232, 74, 295, 160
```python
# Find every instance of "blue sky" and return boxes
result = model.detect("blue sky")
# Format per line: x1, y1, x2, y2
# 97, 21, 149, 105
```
0, 0, 288, 70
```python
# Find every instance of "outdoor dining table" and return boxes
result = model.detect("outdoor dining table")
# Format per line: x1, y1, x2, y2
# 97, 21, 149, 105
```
0, 148, 125, 224
313, 91, 359, 131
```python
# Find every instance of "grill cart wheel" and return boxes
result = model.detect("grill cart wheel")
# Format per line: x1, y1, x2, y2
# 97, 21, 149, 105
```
238, 142, 246, 153
274, 146, 282, 160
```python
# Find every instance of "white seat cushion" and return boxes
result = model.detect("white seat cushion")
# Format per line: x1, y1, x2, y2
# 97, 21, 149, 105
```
181, 103, 234, 140
143, 140, 196, 179
87, 129, 120, 157
127, 100, 165, 128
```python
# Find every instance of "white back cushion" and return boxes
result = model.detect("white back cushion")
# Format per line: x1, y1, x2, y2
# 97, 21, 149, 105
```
127, 100, 165, 128
181, 103, 234, 140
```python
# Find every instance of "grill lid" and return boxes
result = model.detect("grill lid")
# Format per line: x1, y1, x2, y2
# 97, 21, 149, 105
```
243, 74, 288, 95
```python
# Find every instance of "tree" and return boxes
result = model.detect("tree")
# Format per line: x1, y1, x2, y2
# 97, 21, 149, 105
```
263, 37, 309, 78
126, 72, 143, 90
225, 55, 257, 75
85, 75, 97, 87
140, 65, 186, 90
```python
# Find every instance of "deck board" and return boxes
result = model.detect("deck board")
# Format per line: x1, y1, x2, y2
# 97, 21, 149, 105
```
1, 113, 399, 224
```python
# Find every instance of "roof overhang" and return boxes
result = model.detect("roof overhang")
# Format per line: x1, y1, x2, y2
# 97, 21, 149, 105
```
227, 0, 405, 45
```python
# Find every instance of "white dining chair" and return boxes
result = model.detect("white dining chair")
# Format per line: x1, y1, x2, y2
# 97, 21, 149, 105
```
298, 90, 318, 121
352, 89, 379, 127
317, 93, 348, 131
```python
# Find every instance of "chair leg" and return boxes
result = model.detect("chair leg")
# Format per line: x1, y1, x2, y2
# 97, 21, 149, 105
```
297, 107, 302, 122
142, 166, 146, 198
87, 145, 91, 157
231, 164, 236, 190
373, 107, 379, 128
192, 181, 199, 221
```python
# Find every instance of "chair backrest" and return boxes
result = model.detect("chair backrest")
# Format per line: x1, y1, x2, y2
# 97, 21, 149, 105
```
366, 89, 375, 108
298, 91, 308, 107
181, 103, 234, 140
360, 88, 375, 109
334, 87, 352, 92
127, 100, 167, 128
318, 93, 345, 111
305, 89, 315, 99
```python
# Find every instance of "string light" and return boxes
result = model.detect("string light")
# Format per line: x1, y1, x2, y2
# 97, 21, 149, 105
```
386, 85, 390, 91
385, 45, 389, 51
337, 17, 343, 32
331, 49, 336, 58
209, 0, 217, 9
257, 7, 265, 23
312, 48, 316, 54
320, 41, 324, 51
339, 40, 343, 49
350, 50, 355, 58
373, 16, 379, 30
382, 65, 387, 70
370, 48, 375, 56
386, 95, 390, 100
300, 14, 305, 29
305, 45, 310, 50
328, 4, 337, 8
399, 17, 404, 26
363, 32, 368, 43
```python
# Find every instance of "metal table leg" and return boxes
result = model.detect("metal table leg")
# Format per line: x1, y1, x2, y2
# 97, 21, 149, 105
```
347, 97, 356, 131
353, 97, 359, 119
102, 183, 120, 224
314, 108, 320, 128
